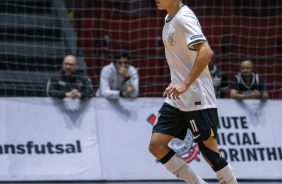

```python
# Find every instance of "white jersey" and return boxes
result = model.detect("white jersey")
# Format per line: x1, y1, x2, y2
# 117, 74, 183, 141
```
162, 5, 217, 111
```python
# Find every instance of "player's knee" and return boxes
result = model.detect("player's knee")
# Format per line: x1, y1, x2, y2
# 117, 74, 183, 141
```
198, 142, 228, 172
148, 142, 156, 155
148, 140, 168, 158
148, 140, 161, 155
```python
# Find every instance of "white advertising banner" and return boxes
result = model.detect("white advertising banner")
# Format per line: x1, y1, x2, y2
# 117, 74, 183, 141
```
96, 99, 282, 180
0, 97, 281, 181
95, 98, 169, 180
217, 100, 282, 179
0, 98, 102, 181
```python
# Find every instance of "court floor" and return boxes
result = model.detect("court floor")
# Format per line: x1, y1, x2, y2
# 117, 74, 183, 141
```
84, 181, 282, 184
1, 181, 282, 184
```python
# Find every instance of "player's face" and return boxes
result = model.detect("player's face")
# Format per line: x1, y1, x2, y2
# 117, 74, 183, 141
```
62, 56, 77, 76
240, 61, 253, 77
155, 0, 174, 10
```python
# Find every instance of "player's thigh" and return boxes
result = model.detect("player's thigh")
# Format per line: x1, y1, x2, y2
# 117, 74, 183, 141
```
152, 103, 187, 139
183, 108, 219, 143
150, 132, 174, 147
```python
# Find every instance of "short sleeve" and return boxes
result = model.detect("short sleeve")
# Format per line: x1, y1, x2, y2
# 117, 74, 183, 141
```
177, 13, 207, 50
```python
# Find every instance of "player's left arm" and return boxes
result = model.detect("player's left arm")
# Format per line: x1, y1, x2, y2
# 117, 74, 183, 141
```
165, 42, 213, 100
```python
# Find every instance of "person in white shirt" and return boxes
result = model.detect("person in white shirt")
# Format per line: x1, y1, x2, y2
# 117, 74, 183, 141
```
95, 50, 139, 100
149, 1, 238, 184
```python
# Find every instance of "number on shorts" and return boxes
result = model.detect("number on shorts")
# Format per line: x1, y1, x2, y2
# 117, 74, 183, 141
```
190, 119, 198, 132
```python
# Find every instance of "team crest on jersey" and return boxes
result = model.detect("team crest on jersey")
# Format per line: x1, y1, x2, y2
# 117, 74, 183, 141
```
167, 31, 176, 46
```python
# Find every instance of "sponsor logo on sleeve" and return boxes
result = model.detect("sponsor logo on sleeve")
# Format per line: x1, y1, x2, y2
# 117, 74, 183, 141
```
190, 35, 203, 40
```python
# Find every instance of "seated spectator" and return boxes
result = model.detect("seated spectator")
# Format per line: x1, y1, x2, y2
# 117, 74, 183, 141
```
46, 55, 94, 99
230, 59, 268, 100
208, 54, 228, 98
96, 50, 139, 99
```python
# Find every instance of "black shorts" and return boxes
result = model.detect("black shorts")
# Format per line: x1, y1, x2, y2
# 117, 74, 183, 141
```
152, 103, 219, 143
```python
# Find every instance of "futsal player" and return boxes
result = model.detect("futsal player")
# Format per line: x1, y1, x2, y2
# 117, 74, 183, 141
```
149, 0, 238, 183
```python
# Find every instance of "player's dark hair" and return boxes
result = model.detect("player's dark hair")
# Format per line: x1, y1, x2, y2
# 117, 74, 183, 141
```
113, 50, 131, 64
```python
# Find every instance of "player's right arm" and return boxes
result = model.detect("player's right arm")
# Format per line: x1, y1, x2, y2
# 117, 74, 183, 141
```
165, 42, 213, 100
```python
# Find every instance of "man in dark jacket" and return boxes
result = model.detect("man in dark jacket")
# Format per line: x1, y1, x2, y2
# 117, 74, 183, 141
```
46, 55, 93, 99
230, 60, 268, 100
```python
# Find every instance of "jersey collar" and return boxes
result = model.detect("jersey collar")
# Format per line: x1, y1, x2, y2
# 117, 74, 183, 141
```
165, 4, 185, 23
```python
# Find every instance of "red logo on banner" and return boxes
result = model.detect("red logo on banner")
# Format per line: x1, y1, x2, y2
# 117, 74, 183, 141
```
147, 114, 201, 163
147, 114, 156, 125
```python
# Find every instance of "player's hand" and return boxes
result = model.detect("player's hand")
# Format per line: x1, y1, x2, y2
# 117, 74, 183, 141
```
163, 83, 189, 100
163, 83, 171, 98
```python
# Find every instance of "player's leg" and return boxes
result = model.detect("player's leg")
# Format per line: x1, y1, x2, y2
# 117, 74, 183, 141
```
199, 136, 237, 184
187, 108, 237, 184
149, 103, 207, 184
149, 132, 207, 184
149, 132, 173, 159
